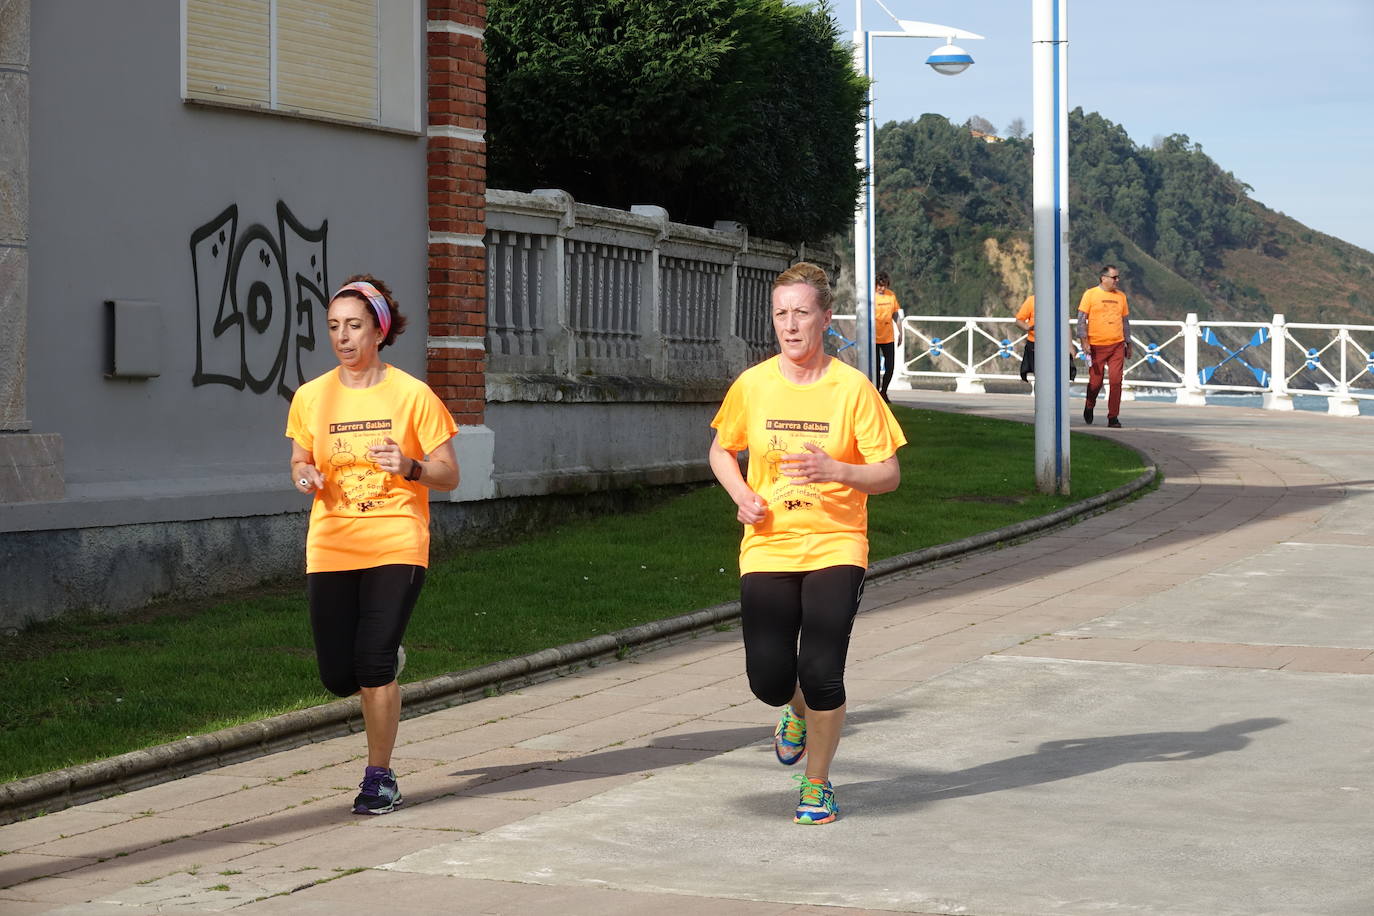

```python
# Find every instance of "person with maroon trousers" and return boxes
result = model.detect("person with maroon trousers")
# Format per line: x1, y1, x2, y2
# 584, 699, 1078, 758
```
1077, 266, 1131, 428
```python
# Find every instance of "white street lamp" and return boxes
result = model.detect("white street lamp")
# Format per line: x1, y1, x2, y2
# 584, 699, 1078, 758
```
926, 42, 975, 75
852, 1, 983, 384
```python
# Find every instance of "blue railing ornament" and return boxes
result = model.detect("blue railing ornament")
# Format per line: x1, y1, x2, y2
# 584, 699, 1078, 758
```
998, 338, 1013, 359
1199, 326, 1272, 386
1146, 342, 1160, 365
824, 325, 857, 353
1306, 347, 1321, 370
931, 336, 943, 357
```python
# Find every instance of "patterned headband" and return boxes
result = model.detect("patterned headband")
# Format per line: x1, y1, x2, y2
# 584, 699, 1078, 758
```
335, 281, 392, 339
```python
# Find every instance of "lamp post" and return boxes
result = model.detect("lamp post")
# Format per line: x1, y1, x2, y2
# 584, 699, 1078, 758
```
852, 0, 983, 383
1031, 0, 1070, 494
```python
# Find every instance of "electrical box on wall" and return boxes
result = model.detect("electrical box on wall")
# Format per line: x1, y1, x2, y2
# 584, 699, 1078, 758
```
104, 300, 163, 379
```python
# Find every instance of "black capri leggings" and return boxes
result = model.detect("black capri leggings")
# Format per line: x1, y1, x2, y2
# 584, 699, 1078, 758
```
739, 565, 866, 712
877, 342, 897, 395
307, 564, 426, 697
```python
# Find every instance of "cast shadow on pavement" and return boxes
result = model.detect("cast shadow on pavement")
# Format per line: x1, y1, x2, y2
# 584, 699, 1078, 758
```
429, 706, 913, 798
737, 716, 1285, 819
0, 715, 918, 889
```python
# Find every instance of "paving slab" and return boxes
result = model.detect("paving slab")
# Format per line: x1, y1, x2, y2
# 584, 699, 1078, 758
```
1064, 541, 1374, 648
386, 656, 1374, 915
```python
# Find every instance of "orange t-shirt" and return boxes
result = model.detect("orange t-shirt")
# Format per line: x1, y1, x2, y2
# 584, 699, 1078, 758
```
874, 289, 902, 345
1016, 295, 1036, 343
1077, 286, 1129, 346
286, 365, 458, 573
711, 356, 907, 575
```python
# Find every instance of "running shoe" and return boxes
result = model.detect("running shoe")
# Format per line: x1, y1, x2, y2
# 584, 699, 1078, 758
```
353, 765, 403, 815
1107, 417, 1123, 429
1083, 404, 1095, 425
773, 705, 807, 766
793, 774, 838, 825
395, 645, 407, 681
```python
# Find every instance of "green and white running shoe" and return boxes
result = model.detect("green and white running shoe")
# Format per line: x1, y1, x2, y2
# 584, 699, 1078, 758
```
773, 705, 807, 766
793, 774, 838, 825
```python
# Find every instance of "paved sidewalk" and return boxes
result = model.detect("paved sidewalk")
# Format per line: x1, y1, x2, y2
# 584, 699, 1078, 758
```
3, 393, 1371, 915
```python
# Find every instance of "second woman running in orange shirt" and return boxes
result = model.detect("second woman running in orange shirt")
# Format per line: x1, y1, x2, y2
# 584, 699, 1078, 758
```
709, 262, 907, 824
873, 271, 904, 403
287, 275, 460, 816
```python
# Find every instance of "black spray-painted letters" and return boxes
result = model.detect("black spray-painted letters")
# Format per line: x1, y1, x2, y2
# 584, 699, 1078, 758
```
190, 202, 329, 399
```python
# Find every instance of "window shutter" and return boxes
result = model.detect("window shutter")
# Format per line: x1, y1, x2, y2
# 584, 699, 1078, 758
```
276, 0, 379, 123
185, 0, 271, 107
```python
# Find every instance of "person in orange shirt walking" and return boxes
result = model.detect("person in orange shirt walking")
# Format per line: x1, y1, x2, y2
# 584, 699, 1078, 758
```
873, 271, 904, 402
1014, 294, 1077, 384
1077, 266, 1132, 428
709, 262, 907, 825
286, 275, 460, 815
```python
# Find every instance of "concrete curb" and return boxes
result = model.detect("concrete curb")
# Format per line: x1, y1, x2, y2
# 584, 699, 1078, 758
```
0, 459, 1157, 824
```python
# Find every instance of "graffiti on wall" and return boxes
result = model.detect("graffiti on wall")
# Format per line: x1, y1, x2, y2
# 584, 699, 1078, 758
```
190, 202, 329, 399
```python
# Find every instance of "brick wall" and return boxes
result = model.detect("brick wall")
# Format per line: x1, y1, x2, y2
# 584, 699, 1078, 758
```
425, 1, 487, 427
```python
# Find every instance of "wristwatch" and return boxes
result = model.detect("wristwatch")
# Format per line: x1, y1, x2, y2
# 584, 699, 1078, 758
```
405, 458, 423, 482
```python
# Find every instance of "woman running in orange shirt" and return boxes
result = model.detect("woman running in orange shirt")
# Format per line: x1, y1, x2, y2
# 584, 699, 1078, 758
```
287, 275, 459, 815
708, 262, 907, 824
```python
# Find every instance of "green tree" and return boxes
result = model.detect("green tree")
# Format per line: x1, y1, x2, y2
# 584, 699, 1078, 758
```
1146, 133, 1258, 276
485, 0, 865, 242
1069, 109, 1156, 247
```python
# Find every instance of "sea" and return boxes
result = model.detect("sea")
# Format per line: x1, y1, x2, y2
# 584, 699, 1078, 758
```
1123, 390, 1374, 417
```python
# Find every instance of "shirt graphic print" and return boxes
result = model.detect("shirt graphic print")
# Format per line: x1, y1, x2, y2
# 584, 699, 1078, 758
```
760, 419, 831, 513
325, 419, 395, 513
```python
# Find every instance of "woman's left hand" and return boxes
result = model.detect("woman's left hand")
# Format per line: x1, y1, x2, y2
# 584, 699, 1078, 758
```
781, 442, 841, 485
366, 436, 408, 475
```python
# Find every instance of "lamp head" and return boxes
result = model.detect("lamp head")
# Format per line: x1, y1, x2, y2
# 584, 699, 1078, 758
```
926, 42, 974, 75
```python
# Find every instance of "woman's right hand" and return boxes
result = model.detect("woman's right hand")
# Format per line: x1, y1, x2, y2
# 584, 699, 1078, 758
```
735, 491, 767, 526
295, 464, 324, 494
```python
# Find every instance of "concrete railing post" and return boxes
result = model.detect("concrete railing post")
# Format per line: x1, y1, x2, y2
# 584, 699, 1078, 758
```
890, 315, 911, 391
1263, 313, 1294, 411
954, 319, 985, 393
1328, 327, 1360, 416
631, 204, 669, 378
1176, 312, 1207, 406
714, 220, 748, 377
531, 189, 575, 376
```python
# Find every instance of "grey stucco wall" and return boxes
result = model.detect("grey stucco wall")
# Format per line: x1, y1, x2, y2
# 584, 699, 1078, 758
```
25, 0, 427, 513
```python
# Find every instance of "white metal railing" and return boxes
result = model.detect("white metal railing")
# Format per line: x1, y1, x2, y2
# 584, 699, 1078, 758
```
872, 312, 1372, 417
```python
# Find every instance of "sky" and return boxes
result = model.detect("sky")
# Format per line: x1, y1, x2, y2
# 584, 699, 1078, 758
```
830, 0, 1374, 252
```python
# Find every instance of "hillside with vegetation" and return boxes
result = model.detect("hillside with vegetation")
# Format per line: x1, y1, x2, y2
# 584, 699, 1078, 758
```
861, 109, 1374, 326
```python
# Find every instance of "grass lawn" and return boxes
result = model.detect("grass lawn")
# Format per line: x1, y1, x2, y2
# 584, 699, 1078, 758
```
0, 407, 1147, 783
